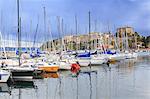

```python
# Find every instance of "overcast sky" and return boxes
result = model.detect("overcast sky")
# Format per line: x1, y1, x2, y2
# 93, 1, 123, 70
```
0, 0, 150, 42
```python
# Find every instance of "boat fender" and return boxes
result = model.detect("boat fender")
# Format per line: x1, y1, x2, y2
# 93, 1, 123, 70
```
71, 63, 80, 73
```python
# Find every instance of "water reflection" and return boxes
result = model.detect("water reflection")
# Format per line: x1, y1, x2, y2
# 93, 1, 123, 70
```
40, 73, 59, 78
0, 83, 11, 94
1, 56, 150, 99
0, 81, 36, 99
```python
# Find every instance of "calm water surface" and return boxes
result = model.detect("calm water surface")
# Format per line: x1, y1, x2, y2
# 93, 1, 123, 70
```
1, 55, 150, 99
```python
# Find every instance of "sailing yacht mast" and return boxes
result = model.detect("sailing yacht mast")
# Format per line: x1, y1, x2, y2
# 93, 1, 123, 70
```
0, 12, 7, 59
94, 20, 97, 50
43, 6, 47, 50
75, 15, 78, 51
48, 20, 56, 53
17, 0, 21, 66
88, 11, 91, 50
88, 11, 91, 69
57, 16, 62, 58
61, 19, 66, 51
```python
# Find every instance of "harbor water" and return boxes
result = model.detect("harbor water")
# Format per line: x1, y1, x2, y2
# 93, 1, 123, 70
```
1, 55, 150, 99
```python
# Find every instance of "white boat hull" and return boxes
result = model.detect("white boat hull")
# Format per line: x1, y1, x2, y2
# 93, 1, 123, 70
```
3, 67, 34, 81
0, 70, 10, 83
108, 54, 125, 61
90, 55, 108, 65
58, 62, 71, 70
125, 52, 138, 59
90, 59, 106, 65
77, 58, 90, 67
13, 76, 33, 81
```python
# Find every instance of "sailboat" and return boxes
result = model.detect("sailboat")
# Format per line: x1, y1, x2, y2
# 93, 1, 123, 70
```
76, 12, 92, 67
3, 0, 35, 81
54, 16, 73, 70
77, 12, 108, 66
0, 18, 11, 83
105, 31, 125, 62
35, 7, 60, 72
123, 29, 138, 59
